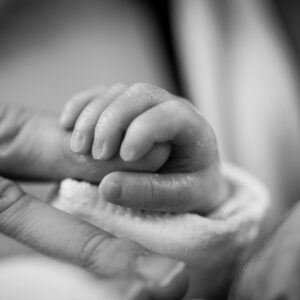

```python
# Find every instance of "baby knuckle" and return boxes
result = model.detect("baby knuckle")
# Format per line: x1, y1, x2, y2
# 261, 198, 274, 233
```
102, 84, 126, 99
99, 106, 116, 126
109, 96, 128, 112
131, 82, 148, 93
109, 83, 127, 93
62, 99, 73, 113
76, 107, 95, 128
82, 105, 96, 117
89, 98, 104, 111
125, 82, 152, 98
129, 118, 144, 134
167, 99, 186, 111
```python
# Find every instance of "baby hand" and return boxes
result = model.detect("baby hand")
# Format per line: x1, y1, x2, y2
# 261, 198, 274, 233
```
60, 83, 171, 161
60, 83, 224, 214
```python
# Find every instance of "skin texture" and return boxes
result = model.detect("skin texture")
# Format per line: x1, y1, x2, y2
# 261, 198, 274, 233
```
0, 83, 233, 298
0, 104, 169, 282
54, 164, 269, 299
0, 104, 169, 182
60, 83, 227, 214
229, 202, 300, 300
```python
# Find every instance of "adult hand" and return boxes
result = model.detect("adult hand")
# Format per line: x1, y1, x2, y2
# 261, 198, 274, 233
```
229, 202, 300, 300
0, 103, 169, 182
0, 103, 177, 297
57, 164, 269, 299
0, 176, 143, 274
0, 175, 189, 299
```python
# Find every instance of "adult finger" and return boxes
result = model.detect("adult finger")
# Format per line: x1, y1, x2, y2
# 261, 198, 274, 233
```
120, 100, 217, 164
70, 84, 127, 154
60, 85, 107, 129
0, 177, 145, 276
99, 166, 224, 213
0, 106, 169, 182
92, 83, 174, 160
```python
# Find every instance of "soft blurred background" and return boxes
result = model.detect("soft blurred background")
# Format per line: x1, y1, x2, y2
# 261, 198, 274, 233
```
1, 0, 300, 298
0, 0, 177, 259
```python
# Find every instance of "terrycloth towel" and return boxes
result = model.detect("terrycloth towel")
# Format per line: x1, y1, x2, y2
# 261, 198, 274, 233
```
53, 163, 269, 268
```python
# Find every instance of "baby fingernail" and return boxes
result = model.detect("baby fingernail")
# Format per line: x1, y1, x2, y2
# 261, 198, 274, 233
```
121, 148, 137, 161
92, 141, 106, 159
70, 130, 85, 152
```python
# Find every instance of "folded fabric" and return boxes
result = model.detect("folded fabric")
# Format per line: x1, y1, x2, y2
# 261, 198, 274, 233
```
53, 163, 269, 267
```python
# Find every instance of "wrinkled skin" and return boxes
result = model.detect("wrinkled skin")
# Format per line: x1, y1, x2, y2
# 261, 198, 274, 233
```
57, 83, 236, 299
60, 83, 226, 214
0, 104, 169, 182
230, 202, 300, 300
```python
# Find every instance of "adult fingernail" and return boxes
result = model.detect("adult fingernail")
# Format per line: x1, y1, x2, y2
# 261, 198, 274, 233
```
102, 180, 122, 202
70, 130, 85, 152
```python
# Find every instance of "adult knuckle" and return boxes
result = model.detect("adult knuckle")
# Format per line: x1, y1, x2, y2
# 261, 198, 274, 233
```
0, 179, 35, 235
0, 178, 26, 214
80, 233, 110, 272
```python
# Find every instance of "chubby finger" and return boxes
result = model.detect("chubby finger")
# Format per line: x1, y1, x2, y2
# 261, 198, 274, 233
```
0, 177, 145, 276
120, 100, 216, 163
99, 165, 223, 213
60, 86, 107, 129
70, 84, 127, 154
92, 83, 173, 160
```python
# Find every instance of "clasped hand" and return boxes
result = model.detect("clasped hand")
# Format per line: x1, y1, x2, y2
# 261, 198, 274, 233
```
0, 83, 236, 299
